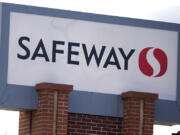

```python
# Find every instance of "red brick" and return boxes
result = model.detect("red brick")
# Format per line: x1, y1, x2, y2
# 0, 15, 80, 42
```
121, 91, 158, 135
68, 113, 123, 135
19, 83, 73, 135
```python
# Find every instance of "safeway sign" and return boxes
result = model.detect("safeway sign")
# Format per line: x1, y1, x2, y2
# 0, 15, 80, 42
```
8, 12, 178, 100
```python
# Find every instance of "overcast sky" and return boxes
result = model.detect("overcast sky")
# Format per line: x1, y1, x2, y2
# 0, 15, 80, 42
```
0, 0, 180, 135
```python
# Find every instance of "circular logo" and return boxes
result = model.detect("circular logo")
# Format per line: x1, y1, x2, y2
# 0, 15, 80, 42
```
139, 47, 168, 77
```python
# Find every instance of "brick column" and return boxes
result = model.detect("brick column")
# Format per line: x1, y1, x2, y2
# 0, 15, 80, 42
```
121, 91, 158, 135
19, 111, 31, 135
19, 83, 73, 135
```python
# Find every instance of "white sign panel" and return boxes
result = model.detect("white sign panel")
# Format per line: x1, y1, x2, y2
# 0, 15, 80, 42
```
8, 12, 178, 100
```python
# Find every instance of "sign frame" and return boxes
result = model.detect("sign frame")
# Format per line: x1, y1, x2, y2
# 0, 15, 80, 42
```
0, 3, 180, 124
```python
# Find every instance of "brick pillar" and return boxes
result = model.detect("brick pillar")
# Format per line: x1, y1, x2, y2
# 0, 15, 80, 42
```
19, 83, 73, 135
19, 111, 31, 135
121, 91, 158, 135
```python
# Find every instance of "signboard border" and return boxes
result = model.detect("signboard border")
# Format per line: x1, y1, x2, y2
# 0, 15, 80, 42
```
0, 3, 180, 124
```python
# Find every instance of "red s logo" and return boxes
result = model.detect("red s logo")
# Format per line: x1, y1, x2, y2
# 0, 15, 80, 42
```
139, 47, 168, 77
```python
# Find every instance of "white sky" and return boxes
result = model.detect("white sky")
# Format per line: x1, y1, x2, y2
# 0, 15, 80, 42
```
0, 0, 180, 135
